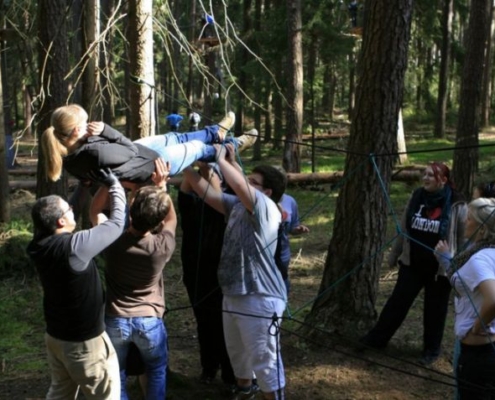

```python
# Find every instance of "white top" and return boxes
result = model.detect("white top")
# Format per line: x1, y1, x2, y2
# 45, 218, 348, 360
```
189, 112, 201, 124
451, 248, 495, 339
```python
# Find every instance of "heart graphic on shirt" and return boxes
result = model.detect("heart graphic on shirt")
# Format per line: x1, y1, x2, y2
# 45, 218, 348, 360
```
427, 207, 442, 219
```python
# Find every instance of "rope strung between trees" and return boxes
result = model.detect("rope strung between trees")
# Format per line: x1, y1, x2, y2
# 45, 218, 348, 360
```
165, 134, 495, 392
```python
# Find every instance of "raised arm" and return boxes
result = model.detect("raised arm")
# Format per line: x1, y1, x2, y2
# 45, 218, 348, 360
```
70, 169, 127, 270
152, 158, 177, 234
183, 166, 225, 214
89, 186, 110, 226
180, 162, 222, 194
215, 144, 257, 213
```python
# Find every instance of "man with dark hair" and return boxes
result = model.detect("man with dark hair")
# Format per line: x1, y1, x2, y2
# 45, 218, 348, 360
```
96, 159, 176, 399
27, 168, 126, 399
165, 110, 183, 132
184, 144, 287, 400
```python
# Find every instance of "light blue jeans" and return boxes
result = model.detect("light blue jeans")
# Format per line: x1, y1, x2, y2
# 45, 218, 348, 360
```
135, 125, 241, 176
105, 316, 167, 400
135, 125, 219, 175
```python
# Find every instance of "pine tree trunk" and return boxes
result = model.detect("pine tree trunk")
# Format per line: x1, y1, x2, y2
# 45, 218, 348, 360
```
36, 0, 69, 198
0, 50, 9, 223
481, 2, 494, 127
82, 0, 99, 117
127, 0, 155, 139
283, 0, 302, 172
304, 0, 414, 337
100, 0, 116, 124
453, 0, 491, 199
434, 0, 453, 138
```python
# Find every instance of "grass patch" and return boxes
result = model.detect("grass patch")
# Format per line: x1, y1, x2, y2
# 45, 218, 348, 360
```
2, 130, 495, 397
0, 278, 46, 375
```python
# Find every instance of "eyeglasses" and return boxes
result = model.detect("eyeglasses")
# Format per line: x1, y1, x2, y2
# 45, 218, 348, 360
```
248, 177, 263, 188
61, 205, 73, 217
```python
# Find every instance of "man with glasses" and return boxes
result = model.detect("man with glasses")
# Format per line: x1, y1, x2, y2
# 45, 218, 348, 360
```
183, 144, 288, 400
27, 168, 126, 399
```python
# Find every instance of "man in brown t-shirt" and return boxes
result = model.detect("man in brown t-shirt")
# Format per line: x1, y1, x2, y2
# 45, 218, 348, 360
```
93, 159, 176, 399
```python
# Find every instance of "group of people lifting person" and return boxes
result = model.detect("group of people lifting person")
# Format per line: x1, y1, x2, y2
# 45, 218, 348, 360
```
28, 103, 308, 400
30, 103, 495, 399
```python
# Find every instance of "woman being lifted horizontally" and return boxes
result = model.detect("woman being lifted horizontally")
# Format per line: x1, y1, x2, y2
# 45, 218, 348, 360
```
41, 104, 256, 188
360, 162, 467, 365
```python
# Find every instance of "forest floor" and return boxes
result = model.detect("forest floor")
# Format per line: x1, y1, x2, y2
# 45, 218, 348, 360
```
0, 136, 460, 400
0, 193, 459, 400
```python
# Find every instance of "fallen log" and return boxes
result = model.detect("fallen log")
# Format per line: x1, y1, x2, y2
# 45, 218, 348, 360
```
300, 133, 349, 140
8, 168, 37, 176
285, 169, 422, 186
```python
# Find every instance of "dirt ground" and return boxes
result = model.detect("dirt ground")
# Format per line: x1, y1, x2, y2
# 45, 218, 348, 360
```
0, 261, 459, 400
0, 153, 459, 400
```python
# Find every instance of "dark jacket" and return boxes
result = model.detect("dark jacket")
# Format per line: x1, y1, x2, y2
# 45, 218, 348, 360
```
63, 124, 159, 183
27, 184, 127, 341
388, 188, 467, 276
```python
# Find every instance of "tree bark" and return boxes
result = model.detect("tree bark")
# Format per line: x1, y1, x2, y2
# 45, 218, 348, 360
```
186, 0, 197, 111
304, 0, 414, 336
453, 0, 491, 200
128, 0, 155, 139
283, 0, 303, 172
481, 1, 494, 127
82, 0, 101, 118
36, 0, 69, 198
100, 0, 116, 124
0, 49, 9, 223
236, 0, 253, 135
434, 0, 454, 138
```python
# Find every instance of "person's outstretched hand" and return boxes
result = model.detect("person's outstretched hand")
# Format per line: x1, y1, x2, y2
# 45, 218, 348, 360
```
292, 224, 310, 235
434, 240, 451, 262
88, 167, 119, 187
151, 158, 170, 188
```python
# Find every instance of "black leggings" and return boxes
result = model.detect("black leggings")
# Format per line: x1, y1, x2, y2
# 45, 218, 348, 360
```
458, 342, 495, 399
365, 263, 451, 354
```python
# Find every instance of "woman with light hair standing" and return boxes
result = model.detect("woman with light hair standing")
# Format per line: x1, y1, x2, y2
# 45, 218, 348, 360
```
437, 197, 495, 399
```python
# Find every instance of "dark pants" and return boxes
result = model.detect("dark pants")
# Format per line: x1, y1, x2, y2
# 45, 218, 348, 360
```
183, 270, 235, 384
458, 342, 495, 399
365, 263, 451, 355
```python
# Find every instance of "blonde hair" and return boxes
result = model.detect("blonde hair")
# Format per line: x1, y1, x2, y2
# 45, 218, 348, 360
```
469, 198, 495, 242
41, 104, 88, 181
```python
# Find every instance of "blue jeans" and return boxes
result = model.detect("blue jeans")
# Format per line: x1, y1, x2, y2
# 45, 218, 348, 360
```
105, 316, 168, 400
135, 125, 219, 175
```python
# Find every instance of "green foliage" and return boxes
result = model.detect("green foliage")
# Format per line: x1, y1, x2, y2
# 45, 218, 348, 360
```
0, 278, 46, 375
0, 221, 35, 280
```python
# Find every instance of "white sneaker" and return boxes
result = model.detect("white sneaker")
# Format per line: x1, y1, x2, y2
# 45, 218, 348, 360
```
236, 129, 258, 152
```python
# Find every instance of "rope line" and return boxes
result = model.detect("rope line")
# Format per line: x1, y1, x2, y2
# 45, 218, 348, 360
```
168, 131, 495, 392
